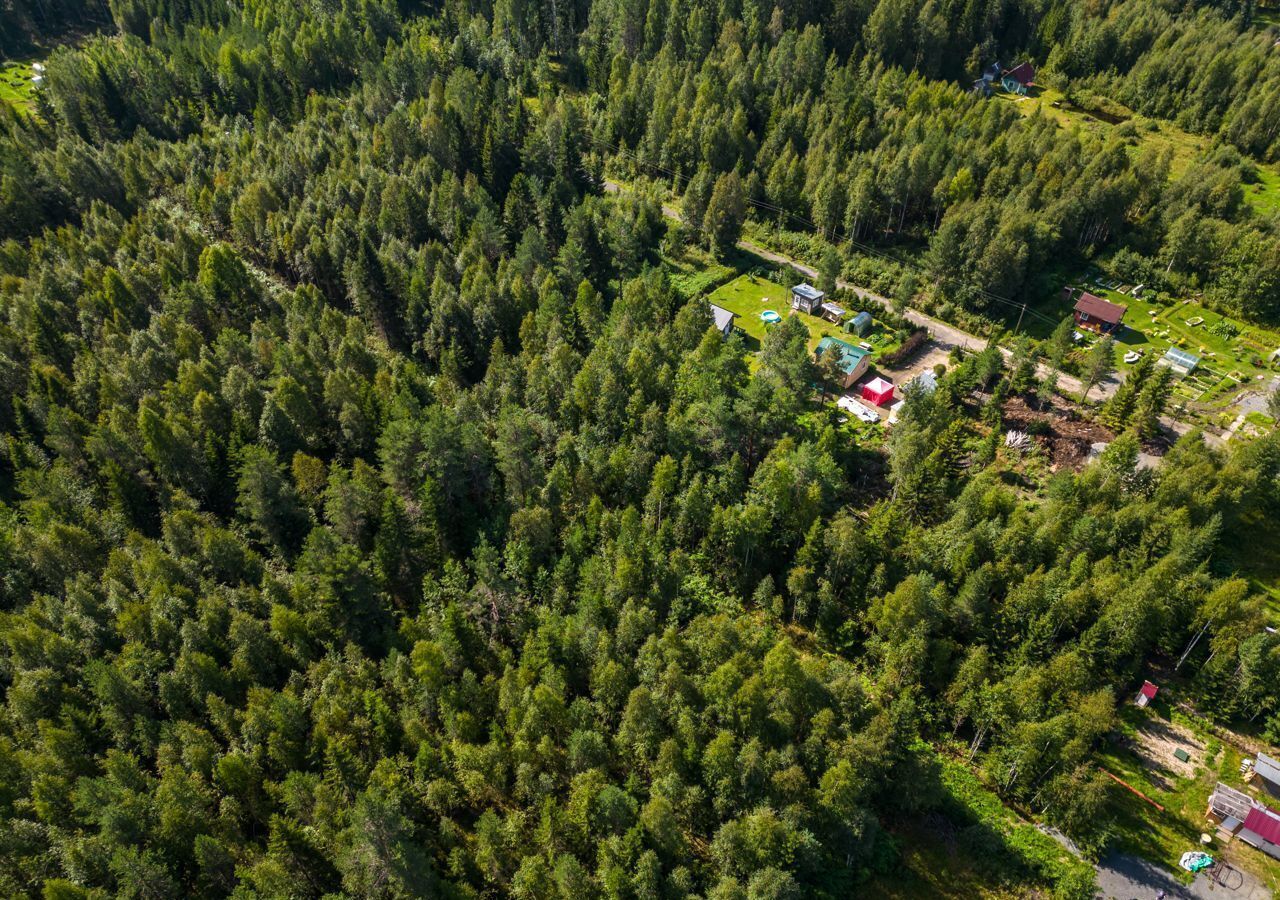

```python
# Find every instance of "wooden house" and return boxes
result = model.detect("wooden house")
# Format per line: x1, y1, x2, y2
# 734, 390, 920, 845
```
791, 283, 825, 315
815, 336, 870, 389
709, 303, 737, 338
1073, 292, 1127, 335
1002, 61, 1035, 95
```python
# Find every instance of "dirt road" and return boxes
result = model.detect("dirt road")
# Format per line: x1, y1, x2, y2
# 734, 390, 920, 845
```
602, 179, 1122, 401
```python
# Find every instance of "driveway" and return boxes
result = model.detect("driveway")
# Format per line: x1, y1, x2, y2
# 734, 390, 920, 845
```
1096, 853, 1273, 899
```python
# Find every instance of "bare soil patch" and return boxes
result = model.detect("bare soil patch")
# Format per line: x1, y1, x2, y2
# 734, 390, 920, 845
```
1001, 395, 1115, 471
1126, 716, 1205, 781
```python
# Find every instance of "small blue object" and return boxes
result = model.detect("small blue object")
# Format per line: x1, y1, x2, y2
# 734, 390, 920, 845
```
761, 310, 781, 324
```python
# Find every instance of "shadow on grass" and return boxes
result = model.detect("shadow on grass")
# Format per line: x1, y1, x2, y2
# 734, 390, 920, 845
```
1118, 327, 1148, 346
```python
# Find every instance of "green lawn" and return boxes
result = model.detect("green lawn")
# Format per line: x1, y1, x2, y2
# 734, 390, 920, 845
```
1245, 165, 1280, 218
708, 273, 903, 361
0, 61, 37, 114
1041, 279, 1280, 398
1097, 704, 1280, 891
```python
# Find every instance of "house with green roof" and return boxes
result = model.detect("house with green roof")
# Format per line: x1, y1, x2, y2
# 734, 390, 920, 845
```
815, 336, 871, 390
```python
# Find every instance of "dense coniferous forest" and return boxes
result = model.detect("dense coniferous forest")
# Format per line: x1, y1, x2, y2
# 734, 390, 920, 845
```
2, 0, 1280, 897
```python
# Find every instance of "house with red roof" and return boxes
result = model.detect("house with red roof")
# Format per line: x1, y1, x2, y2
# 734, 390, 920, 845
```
1135, 680, 1158, 708
1073, 292, 1128, 335
1240, 805, 1280, 861
1002, 62, 1036, 95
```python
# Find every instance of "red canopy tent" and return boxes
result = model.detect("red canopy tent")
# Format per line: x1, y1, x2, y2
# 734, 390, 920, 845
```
861, 377, 895, 407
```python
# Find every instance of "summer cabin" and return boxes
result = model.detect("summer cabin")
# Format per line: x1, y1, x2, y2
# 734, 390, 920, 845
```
1072, 292, 1127, 335
815, 336, 871, 390
791, 283, 826, 315
709, 303, 737, 338
1001, 61, 1035, 95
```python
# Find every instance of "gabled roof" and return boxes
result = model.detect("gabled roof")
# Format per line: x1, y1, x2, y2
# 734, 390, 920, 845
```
1255, 752, 1280, 786
793, 283, 824, 301
1074, 292, 1127, 324
815, 336, 869, 375
1003, 61, 1036, 85
709, 303, 736, 333
1243, 806, 1280, 846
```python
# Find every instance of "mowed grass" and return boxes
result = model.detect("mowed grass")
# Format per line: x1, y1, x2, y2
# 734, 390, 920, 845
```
1002, 86, 1280, 217
0, 61, 37, 114
1040, 279, 1280, 394
708, 273, 903, 361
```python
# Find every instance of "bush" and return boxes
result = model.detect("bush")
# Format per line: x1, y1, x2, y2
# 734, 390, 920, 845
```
879, 329, 929, 368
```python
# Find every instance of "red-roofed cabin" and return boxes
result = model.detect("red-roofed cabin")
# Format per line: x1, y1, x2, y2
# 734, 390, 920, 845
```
1136, 680, 1158, 708
861, 377, 895, 407
1073, 292, 1127, 335
1240, 806, 1280, 861
1001, 61, 1036, 95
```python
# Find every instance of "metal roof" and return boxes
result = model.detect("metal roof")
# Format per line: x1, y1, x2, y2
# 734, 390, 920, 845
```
1073, 291, 1127, 324
709, 303, 736, 333
1244, 806, 1280, 845
792, 283, 825, 301
815, 336, 869, 375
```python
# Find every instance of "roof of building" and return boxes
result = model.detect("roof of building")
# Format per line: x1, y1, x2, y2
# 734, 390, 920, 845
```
1243, 806, 1280, 846
821, 301, 847, 318
1140, 680, 1158, 699
1210, 783, 1256, 821
816, 336, 869, 375
864, 376, 894, 395
793, 283, 825, 301
852, 311, 873, 324
1074, 291, 1127, 324
1255, 752, 1280, 786
709, 303, 736, 333
1003, 61, 1036, 85
1162, 347, 1201, 369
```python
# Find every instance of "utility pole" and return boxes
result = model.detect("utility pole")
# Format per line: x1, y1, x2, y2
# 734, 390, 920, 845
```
1176, 618, 1213, 671
1015, 303, 1026, 334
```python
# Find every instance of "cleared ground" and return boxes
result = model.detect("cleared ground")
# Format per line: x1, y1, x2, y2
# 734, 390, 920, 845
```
0, 61, 37, 114
708, 273, 904, 360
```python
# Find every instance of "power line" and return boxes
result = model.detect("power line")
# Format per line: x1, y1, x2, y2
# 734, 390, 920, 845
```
587, 136, 1064, 330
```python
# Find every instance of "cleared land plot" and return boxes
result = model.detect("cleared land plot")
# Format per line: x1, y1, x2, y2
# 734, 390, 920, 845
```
708, 273, 903, 360
0, 61, 37, 114
1042, 282, 1280, 397
1098, 705, 1280, 890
